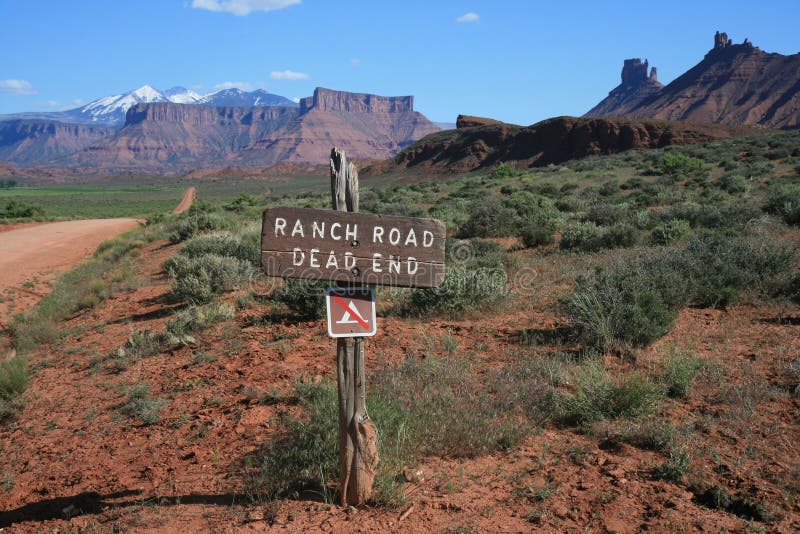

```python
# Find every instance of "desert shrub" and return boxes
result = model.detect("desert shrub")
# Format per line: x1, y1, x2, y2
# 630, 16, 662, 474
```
248, 355, 529, 505
661, 349, 702, 398
447, 238, 508, 269
560, 222, 602, 252
520, 224, 555, 248
556, 362, 664, 425
676, 231, 794, 308
0, 356, 29, 421
565, 255, 689, 348
380, 201, 425, 218
601, 223, 638, 248
654, 448, 691, 483
178, 234, 259, 265
491, 162, 518, 179
458, 200, 518, 238
117, 384, 167, 426
505, 192, 561, 227
164, 254, 254, 304
718, 174, 749, 194
763, 184, 800, 225
650, 219, 692, 245
428, 197, 470, 228
273, 279, 327, 319
662, 152, 707, 177
224, 193, 260, 212
560, 222, 636, 252
247, 381, 339, 501
1, 199, 43, 219
583, 203, 631, 226
168, 212, 232, 243
409, 266, 508, 316
661, 201, 762, 229
166, 302, 235, 337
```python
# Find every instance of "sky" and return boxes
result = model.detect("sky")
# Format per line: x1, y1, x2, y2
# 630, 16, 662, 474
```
1, 0, 798, 124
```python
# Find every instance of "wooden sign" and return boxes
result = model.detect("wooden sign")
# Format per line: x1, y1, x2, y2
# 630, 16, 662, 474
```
261, 206, 446, 288
326, 287, 377, 338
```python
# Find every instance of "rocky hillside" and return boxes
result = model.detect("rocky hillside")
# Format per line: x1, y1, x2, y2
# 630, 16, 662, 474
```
0, 88, 439, 174
586, 32, 800, 129
0, 120, 113, 165
364, 114, 768, 176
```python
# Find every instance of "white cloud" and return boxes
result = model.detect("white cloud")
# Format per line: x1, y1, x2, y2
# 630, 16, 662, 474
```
212, 81, 255, 91
350, 58, 361, 68
291, 96, 300, 103
269, 70, 309, 80
191, 0, 300, 16
0, 79, 36, 95
71, 98, 84, 106
456, 12, 479, 23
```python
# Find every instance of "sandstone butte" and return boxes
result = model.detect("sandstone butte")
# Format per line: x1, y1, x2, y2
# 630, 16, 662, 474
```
0, 88, 440, 175
585, 31, 800, 129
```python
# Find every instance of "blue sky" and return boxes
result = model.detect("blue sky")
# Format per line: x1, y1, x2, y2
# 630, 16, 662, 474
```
1, 0, 798, 124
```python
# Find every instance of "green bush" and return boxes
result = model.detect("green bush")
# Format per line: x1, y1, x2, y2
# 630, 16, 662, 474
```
1, 199, 43, 218
458, 200, 518, 238
565, 255, 689, 349
650, 219, 692, 245
718, 174, 749, 194
447, 238, 510, 269
654, 449, 691, 483
409, 266, 508, 316
583, 203, 631, 226
662, 152, 707, 177
662, 349, 702, 398
273, 280, 327, 319
560, 222, 602, 252
763, 184, 800, 225
168, 212, 232, 243
556, 362, 663, 425
118, 384, 167, 426
601, 223, 638, 249
520, 224, 555, 248
164, 254, 254, 304
166, 302, 235, 337
677, 231, 794, 308
0, 356, 29, 421
178, 234, 259, 266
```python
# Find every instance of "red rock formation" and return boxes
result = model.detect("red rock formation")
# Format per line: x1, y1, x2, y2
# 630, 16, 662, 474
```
584, 58, 664, 118
2, 88, 440, 174
456, 115, 510, 128
586, 32, 800, 129
364, 116, 769, 176
0, 120, 112, 165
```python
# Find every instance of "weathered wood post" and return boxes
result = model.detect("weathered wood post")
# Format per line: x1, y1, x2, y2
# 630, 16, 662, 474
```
329, 147, 378, 506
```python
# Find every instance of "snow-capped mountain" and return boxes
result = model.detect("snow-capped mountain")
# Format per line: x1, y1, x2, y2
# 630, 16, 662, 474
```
198, 88, 298, 108
163, 86, 202, 104
0, 85, 298, 127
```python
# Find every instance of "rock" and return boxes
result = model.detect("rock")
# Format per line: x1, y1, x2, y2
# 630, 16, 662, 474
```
456, 115, 508, 129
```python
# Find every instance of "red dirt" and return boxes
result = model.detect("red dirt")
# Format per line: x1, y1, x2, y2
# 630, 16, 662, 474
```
173, 187, 196, 214
0, 235, 797, 532
0, 219, 140, 322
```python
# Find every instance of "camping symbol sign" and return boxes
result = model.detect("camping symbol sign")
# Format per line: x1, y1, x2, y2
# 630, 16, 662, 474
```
326, 287, 377, 338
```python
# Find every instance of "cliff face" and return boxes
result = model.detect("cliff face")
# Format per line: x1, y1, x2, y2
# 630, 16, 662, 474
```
364, 116, 768, 176
585, 58, 663, 118
3, 88, 440, 173
0, 120, 113, 165
586, 33, 800, 129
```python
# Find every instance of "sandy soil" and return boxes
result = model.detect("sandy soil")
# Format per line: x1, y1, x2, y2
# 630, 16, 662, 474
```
0, 235, 797, 532
0, 219, 140, 323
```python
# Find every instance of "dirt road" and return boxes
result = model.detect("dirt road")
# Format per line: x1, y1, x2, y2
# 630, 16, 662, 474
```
173, 186, 196, 214
0, 218, 140, 320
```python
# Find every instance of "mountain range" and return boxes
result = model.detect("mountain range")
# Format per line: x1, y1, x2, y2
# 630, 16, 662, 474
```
0, 85, 298, 127
585, 32, 800, 129
0, 88, 439, 174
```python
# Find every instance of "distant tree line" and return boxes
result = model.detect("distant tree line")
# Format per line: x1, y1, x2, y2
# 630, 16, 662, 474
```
0, 179, 18, 189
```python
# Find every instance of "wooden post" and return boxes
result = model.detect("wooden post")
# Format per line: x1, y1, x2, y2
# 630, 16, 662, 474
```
330, 147, 378, 506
